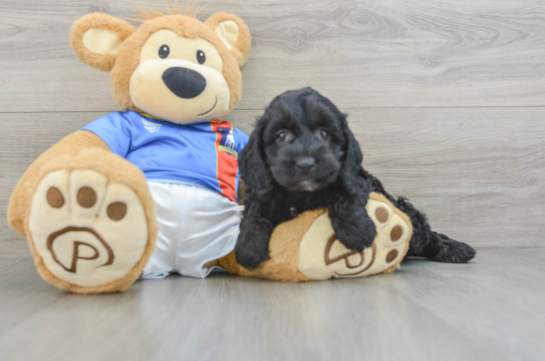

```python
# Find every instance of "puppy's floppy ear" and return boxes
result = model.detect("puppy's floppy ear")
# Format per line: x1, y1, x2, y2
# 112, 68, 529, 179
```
339, 113, 364, 191
70, 13, 136, 72
239, 118, 273, 201
205, 13, 251, 67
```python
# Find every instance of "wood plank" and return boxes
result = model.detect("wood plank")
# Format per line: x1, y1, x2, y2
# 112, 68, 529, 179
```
0, 238, 31, 260
1, 249, 544, 360
347, 106, 545, 249
1, 0, 545, 112
1, 107, 543, 249
0, 259, 66, 337
396, 248, 545, 361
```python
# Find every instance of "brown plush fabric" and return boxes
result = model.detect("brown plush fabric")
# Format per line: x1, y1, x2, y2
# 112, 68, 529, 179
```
374, 192, 412, 275
9, 9, 253, 293
128, 2, 200, 22
106, 14, 246, 116
217, 210, 326, 282
69, 12, 250, 117
23, 147, 158, 294
219, 192, 413, 282
7, 131, 110, 235
204, 12, 252, 67
70, 13, 136, 72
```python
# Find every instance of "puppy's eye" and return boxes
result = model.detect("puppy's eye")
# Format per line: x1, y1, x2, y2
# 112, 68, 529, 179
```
159, 45, 170, 59
196, 50, 206, 64
317, 129, 330, 141
276, 130, 290, 144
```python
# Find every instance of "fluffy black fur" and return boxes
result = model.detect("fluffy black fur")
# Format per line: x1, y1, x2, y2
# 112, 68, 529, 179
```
235, 87, 476, 269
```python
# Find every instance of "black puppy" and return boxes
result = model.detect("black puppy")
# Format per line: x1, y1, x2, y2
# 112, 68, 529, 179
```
235, 87, 476, 269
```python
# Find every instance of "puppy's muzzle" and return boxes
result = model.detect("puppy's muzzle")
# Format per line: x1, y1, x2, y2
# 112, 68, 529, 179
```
295, 156, 316, 172
162, 67, 206, 99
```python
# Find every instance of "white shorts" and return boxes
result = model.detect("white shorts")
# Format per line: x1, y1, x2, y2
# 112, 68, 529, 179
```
141, 182, 243, 279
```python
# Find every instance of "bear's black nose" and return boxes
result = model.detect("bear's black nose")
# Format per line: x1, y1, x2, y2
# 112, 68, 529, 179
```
162, 67, 206, 99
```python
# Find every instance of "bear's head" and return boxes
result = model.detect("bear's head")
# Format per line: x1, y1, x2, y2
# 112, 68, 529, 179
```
70, 8, 251, 124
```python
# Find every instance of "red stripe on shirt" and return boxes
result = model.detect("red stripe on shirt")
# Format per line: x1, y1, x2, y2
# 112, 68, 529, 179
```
211, 122, 239, 202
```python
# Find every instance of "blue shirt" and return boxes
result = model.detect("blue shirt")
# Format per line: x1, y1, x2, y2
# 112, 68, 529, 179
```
81, 111, 249, 202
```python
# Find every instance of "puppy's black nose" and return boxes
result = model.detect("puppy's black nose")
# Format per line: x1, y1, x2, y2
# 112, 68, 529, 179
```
295, 157, 316, 171
162, 67, 206, 99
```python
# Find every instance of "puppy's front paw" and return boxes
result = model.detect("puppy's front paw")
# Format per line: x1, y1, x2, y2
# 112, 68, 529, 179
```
333, 216, 377, 253
235, 237, 270, 270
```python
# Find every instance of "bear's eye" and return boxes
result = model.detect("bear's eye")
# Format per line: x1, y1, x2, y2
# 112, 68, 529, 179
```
196, 50, 206, 64
158, 45, 170, 59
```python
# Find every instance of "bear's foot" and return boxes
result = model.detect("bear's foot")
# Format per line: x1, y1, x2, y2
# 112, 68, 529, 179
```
220, 192, 413, 282
26, 150, 156, 293
298, 193, 412, 280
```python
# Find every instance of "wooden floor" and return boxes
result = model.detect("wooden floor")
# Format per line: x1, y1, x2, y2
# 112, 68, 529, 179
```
1, 1, 544, 360
1, 244, 545, 361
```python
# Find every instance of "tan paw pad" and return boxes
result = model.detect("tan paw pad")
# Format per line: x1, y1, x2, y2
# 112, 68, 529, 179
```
297, 193, 412, 280
28, 170, 148, 287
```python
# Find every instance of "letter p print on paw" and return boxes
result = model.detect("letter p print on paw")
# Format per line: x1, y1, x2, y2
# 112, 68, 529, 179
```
28, 169, 150, 289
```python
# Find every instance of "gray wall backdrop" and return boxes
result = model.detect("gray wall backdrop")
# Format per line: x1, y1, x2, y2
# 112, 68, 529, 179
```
1, 0, 544, 257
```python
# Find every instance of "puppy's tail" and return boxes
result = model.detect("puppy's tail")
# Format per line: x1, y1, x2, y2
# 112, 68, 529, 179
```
394, 197, 476, 263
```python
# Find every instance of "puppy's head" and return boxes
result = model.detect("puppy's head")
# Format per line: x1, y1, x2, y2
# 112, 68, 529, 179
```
241, 87, 362, 198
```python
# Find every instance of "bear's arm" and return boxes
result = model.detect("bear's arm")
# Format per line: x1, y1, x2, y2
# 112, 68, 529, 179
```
7, 130, 110, 236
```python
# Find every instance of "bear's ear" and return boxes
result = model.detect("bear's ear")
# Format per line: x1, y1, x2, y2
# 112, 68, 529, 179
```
205, 13, 251, 67
70, 13, 136, 72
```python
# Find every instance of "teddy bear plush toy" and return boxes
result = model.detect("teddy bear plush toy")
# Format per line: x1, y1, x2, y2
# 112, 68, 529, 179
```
6, 6, 413, 293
